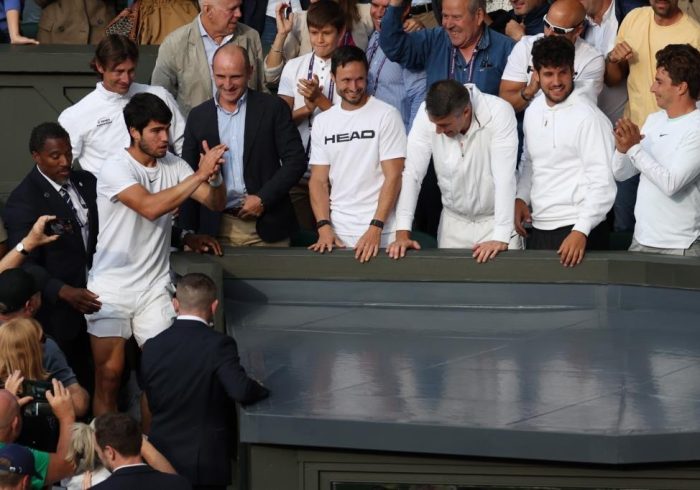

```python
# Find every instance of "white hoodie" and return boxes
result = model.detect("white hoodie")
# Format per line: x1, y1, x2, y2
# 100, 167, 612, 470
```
516, 88, 616, 235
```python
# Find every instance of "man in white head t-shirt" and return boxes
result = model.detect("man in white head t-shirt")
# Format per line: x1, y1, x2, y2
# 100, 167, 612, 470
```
308, 46, 406, 263
87, 93, 227, 416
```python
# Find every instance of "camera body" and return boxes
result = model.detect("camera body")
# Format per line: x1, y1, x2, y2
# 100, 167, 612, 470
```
21, 379, 53, 417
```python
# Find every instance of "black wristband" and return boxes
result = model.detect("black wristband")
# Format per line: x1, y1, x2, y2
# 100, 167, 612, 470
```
316, 219, 332, 229
369, 219, 384, 230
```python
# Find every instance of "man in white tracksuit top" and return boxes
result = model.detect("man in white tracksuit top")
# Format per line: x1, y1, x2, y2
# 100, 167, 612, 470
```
59, 34, 185, 176
515, 35, 616, 267
388, 80, 522, 263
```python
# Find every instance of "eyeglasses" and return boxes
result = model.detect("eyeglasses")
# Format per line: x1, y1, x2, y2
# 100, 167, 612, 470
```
543, 14, 582, 35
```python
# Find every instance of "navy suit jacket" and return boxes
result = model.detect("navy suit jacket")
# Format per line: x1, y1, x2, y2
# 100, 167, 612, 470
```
2, 167, 97, 343
179, 89, 307, 243
141, 319, 269, 486
90, 465, 192, 490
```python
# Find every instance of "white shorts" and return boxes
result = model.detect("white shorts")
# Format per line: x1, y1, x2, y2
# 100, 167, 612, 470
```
438, 209, 524, 250
85, 282, 175, 347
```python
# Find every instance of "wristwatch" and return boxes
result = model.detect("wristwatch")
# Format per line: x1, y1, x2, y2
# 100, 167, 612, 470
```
370, 219, 385, 230
15, 241, 29, 256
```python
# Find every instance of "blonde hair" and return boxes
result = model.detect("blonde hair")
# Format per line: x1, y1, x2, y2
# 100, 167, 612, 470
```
0, 318, 48, 382
65, 422, 101, 473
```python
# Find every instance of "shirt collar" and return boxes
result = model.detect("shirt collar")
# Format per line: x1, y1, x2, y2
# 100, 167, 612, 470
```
586, 0, 615, 26
112, 463, 148, 473
197, 14, 236, 44
96, 81, 133, 101
177, 315, 210, 326
36, 166, 68, 192
215, 89, 248, 113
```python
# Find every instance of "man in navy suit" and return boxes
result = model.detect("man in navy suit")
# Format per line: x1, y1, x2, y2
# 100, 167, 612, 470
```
92, 412, 191, 490
141, 273, 269, 490
2, 122, 100, 388
179, 43, 307, 247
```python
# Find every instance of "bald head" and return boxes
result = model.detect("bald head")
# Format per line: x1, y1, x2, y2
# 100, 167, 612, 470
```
546, 0, 586, 40
0, 390, 20, 438
212, 44, 252, 109
212, 44, 250, 70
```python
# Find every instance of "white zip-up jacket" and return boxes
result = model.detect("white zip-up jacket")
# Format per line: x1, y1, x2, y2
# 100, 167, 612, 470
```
59, 82, 185, 176
396, 84, 518, 243
516, 89, 616, 236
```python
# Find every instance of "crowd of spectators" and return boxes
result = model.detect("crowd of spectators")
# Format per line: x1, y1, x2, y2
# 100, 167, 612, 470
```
0, 0, 699, 485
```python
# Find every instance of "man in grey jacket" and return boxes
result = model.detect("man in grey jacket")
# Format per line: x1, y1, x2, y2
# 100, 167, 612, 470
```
152, 0, 266, 117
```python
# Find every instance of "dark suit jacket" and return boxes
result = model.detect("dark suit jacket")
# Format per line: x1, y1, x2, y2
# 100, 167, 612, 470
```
90, 464, 192, 490
2, 167, 98, 343
179, 89, 307, 243
141, 319, 269, 486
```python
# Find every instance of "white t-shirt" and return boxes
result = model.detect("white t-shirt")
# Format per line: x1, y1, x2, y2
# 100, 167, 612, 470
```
89, 150, 194, 291
309, 96, 407, 236
58, 82, 185, 176
612, 109, 700, 249
279, 53, 342, 154
584, 0, 628, 122
502, 34, 605, 103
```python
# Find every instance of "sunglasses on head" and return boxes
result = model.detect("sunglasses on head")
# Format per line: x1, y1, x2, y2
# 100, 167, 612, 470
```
543, 14, 581, 34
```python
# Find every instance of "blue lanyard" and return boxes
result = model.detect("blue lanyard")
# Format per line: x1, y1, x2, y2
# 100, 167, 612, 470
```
448, 35, 481, 82
367, 34, 388, 95
306, 53, 335, 157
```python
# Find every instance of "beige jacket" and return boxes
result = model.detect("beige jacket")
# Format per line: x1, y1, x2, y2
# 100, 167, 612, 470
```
36, 0, 115, 44
151, 17, 266, 116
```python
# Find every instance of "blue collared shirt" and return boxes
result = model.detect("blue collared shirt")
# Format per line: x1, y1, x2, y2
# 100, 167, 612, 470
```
198, 15, 235, 96
215, 91, 248, 208
367, 31, 427, 132
379, 6, 515, 95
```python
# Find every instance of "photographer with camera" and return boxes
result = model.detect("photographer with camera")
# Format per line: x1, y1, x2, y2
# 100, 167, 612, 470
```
0, 318, 87, 453
2, 123, 101, 391
0, 271, 89, 421
0, 379, 76, 488
0, 216, 59, 275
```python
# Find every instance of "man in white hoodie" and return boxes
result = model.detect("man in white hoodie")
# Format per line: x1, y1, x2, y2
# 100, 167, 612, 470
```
515, 35, 616, 267
388, 79, 521, 262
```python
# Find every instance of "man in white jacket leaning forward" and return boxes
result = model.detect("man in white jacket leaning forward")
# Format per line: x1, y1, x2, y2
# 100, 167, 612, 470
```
388, 80, 523, 263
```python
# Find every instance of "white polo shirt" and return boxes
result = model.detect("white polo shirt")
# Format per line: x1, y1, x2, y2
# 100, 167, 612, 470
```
279, 52, 342, 157
502, 34, 605, 103
59, 82, 185, 176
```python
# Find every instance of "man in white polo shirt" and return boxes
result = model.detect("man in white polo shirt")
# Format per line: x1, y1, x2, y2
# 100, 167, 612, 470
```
515, 35, 616, 267
87, 93, 226, 415
388, 79, 521, 262
499, 0, 605, 113
59, 34, 185, 176
308, 46, 406, 263
612, 44, 700, 256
